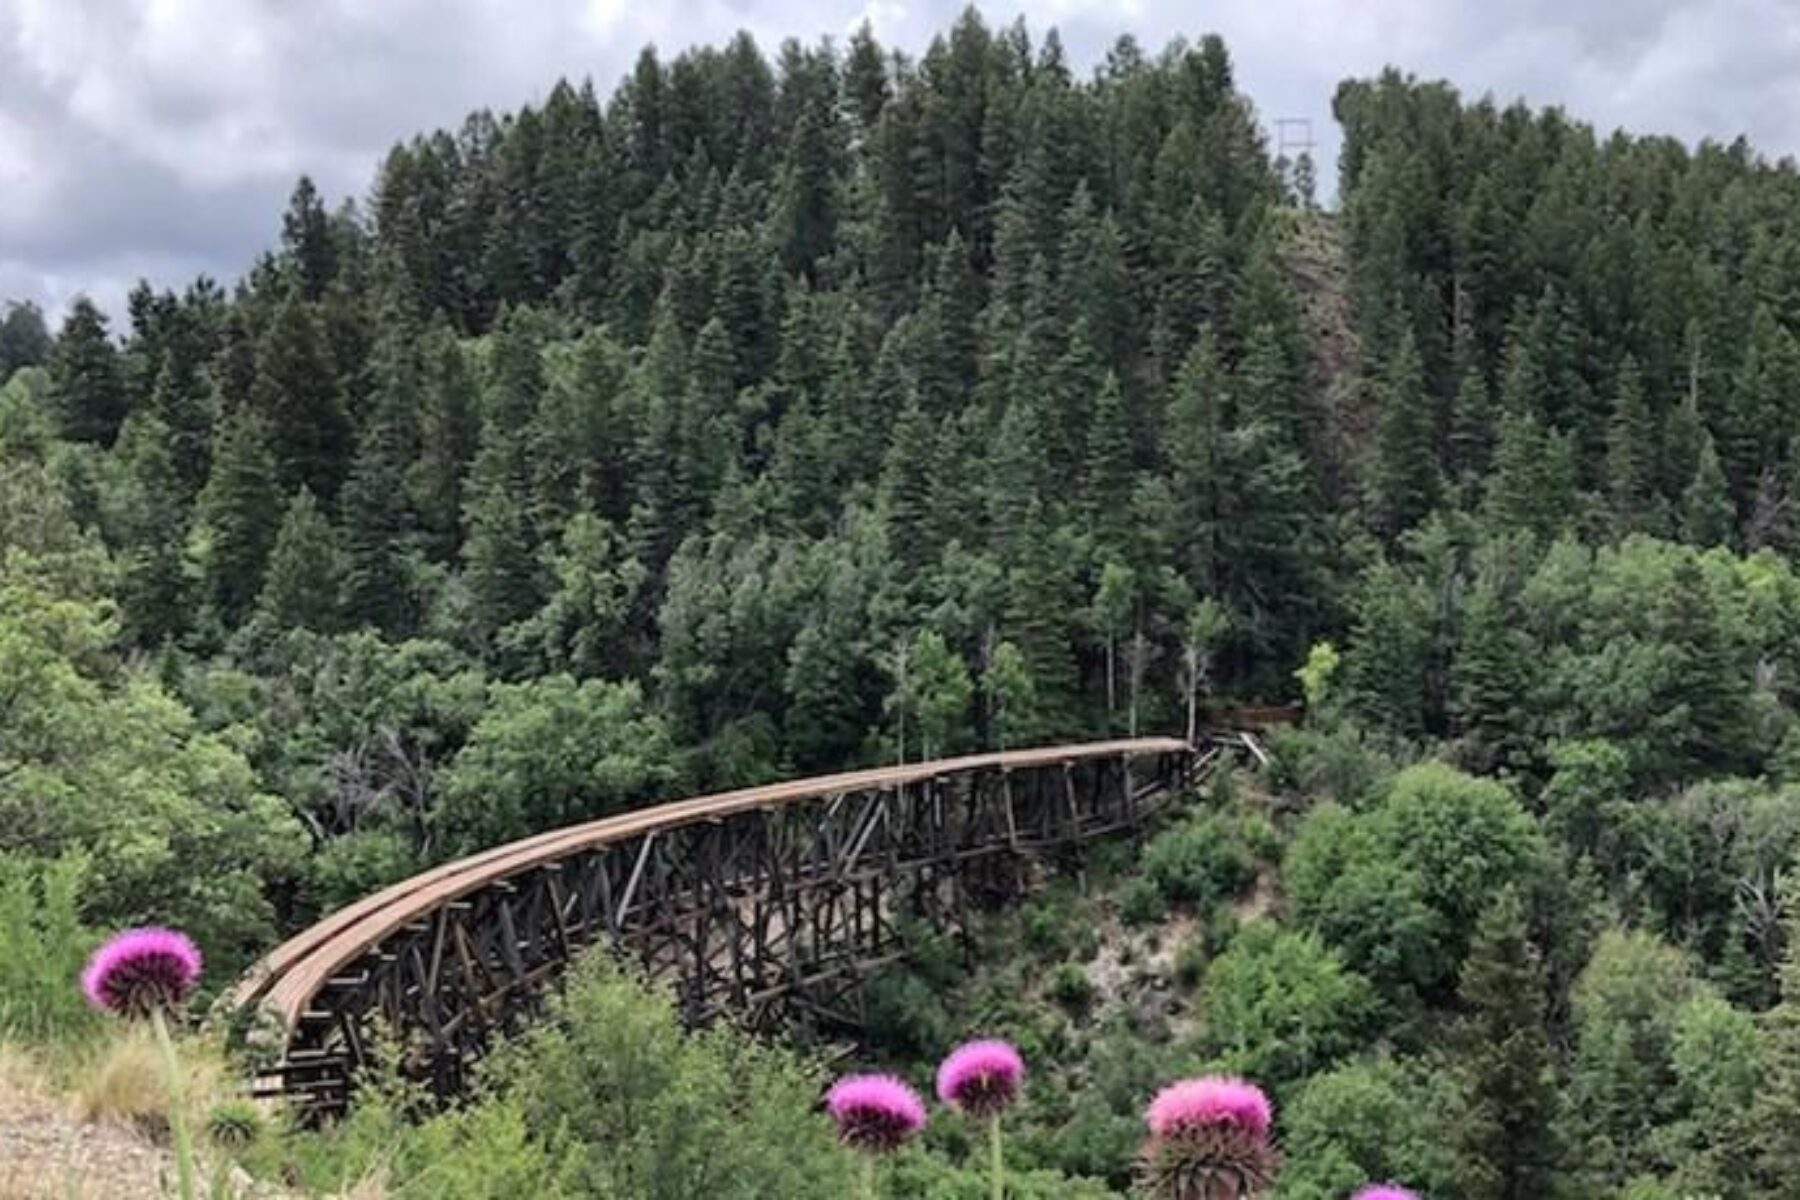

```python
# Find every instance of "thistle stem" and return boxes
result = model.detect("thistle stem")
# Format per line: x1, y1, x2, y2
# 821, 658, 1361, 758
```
989, 1113, 1005, 1200
150, 1008, 197, 1200
860, 1154, 877, 1200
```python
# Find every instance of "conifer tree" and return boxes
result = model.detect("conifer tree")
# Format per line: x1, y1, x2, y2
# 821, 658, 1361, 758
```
1368, 331, 1441, 538
0, 299, 51, 380
1166, 331, 1226, 594
886, 628, 972, 762
1002, 502, 1080, 732
843, 22, 889, 131
196, 405, 282, 626
881, 397, 938, 575
775, 107, 838, 280
1484, 409, 1573, 541
1752, 882, 1800, 1188
1680, 432, 1735, 549
463, 309, 549, 642
48, 297, 128, 445
1449, 889, 1560, 1200
252, 292, 352, 503
1085, 372, 1136, 563
1452, 573, 1533, 774
982, 638, 1036, 751
1448, 364, 1493, 493
411, 325, 480, 561
1604, 357, 1658, 536
281, 176, 338, 300
114, 414, 192, 647
256, 488, 342, 633
339, 346, 416, 634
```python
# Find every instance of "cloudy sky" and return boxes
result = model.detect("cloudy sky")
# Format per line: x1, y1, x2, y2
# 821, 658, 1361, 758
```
3, 0, 1798, 325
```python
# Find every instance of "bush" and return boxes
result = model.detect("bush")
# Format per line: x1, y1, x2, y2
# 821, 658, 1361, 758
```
490, 954, 855, 1199
1047, 963, 1097, 1015
1197, 921, 1376, 1091
0, 854, 99, 1044
1118, 877, 1165, 927
1279, 1057, 1458, 1200
205, 1098, 265, 1149
865, 968, 956, 1059
1140, 806, 1268, 908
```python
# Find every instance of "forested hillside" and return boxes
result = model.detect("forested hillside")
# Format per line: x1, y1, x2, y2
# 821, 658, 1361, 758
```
10, 9, 1800, 1197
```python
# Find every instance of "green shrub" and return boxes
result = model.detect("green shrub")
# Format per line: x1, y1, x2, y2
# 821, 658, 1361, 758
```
1197, 921, 1377, 1091
205, 1098, 265, 1149
1140, 807, 1267, 908
491, 954, 855, 1199
1047, 963, 1096, 1015
864, 968, 956, 1059
0, 854, 100, 1044
1118, 877, 1165, 927
1172, 935, 1209, 990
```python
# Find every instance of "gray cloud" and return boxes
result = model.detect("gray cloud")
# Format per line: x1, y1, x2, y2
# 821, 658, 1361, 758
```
3, 0, 1797, 326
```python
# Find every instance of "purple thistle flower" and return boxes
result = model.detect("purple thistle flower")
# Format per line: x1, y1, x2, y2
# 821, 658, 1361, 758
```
1145, 1076, 1274, 1140
1352, 1188, 1419, 1200
1139, 1076, 1280, 1198
936, 1040, 1026, 1118
827, 1074, 927, 1155
81, 927, 203, 1018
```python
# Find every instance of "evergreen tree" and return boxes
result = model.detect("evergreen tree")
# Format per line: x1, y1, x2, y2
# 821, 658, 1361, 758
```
1449, 889, 1560, 1200
1484, 409, 1573, 541
843, 22, 890, 131
1753, 882, 1800, 1189
1604, 357, 1658, 536
1680, 431, 1735, 549
982, 638, 1036, 751
1166, 331, 1226, 594
775, 107, 838, 279
339, 343, 416, 634
1343, 558, 1430, 736
1656, 553, 1746, 777
255, 488, 342, 632
886, 628, 973, 762
1085, 372, 1136, 563
1452, 573, 1533, 775
251, 292, 352, 503
196, 405, 282, 626
148, 354, 214, 493
0, 299, 51, 380
48, 297, 127, 445
114, 414, 192, 647
281, 175, 338, 300
1368, 331, 1441, 538
881, 397, 938, 576
411, 325, 479, 561
1447, 352, 1493, 493
463, 308, 549, 643
1002, 502, 1081, 733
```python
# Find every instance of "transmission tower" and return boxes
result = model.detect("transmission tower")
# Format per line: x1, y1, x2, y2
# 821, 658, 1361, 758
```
1273, 117, 1317, 207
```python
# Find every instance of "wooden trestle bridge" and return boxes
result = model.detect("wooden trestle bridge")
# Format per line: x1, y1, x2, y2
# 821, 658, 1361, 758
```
231, 720, 1286, 1114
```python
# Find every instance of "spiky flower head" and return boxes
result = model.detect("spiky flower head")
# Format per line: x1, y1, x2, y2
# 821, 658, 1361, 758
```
1352, 1188, 1418, 1200
1146, 1077, 1273, 1140
826, 1074, 927, 1154
936, 1040, 1026, 1118
82, 927, 203, 1018
1140, 1076, 1279, 1199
